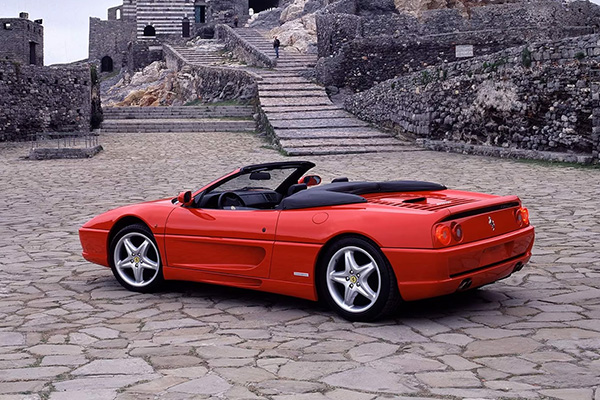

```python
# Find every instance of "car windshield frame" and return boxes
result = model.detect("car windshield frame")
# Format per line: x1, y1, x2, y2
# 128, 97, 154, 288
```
193, 161, 315, 204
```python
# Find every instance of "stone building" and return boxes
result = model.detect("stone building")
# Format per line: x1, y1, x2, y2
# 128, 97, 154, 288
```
89, 0, 257, 74
0, 12, 44, 66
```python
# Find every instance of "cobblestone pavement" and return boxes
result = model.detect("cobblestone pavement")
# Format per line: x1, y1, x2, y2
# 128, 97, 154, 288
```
1, 131, 599, 400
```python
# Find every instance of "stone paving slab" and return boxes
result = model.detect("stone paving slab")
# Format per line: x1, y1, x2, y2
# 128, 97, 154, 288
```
1, 132, 600, 398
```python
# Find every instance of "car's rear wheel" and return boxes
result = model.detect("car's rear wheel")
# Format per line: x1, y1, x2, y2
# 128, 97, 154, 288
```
110, 224, 164, 292
318, 237, 400, 322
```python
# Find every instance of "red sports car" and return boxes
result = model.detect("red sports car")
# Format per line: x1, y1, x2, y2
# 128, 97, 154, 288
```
80, 161, 534, 321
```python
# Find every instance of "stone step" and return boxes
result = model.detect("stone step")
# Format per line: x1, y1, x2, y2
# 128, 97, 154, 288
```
259, 90, 328, 98
103, 119, 254, 125
104, 113, 253, 119
260, 97, 333, 107
271, 118, 369, 129
104, 106, 253, 112
261, 105, 342, 112
279, 137, 406, 148
102, 127, 257, 133
258, 83, 322, 90
260, 78, 313, 84
265, 109, 354, 120
275, 128, 392, 140
101, 119, 256, 133
284, 145, 424, 156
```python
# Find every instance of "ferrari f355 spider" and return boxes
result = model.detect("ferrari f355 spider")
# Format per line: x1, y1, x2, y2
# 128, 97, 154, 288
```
80, 161, 534, 321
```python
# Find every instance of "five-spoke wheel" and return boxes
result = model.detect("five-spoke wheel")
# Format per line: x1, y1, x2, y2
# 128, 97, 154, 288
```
319, 237, 399, 321
110, 224, 164, 292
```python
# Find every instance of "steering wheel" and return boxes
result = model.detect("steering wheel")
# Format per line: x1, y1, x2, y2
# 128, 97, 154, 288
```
217, 192, 246, 209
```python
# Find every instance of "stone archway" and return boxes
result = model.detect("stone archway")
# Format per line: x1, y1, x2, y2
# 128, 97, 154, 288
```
101, 56, 114, 73
249, 0, 279, 13
143, 25, 156, 36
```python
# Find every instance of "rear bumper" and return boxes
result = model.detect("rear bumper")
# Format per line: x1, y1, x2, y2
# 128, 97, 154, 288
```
383, 225, 534, 301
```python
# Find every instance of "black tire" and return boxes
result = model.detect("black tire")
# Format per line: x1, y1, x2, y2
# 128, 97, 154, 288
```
109, 224, 164, 293
317, 237, 400, 322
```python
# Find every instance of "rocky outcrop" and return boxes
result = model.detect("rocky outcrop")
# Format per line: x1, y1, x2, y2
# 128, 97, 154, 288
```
102, 60, 257, 107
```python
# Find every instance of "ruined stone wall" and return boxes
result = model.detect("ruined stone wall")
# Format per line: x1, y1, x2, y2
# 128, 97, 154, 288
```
88, 18, 136, 73
0, 18, 44, 66
0, 61, 92, 141
346, 34, 600, 158
316, 0, 600, 91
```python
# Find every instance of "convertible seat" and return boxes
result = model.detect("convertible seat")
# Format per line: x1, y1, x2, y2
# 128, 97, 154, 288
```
278, 190, 366, 210
278, 180, 446, 210
287, 183, 307, 196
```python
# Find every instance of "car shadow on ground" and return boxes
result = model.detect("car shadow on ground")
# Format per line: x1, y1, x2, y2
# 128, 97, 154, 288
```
159, 280, 507, 324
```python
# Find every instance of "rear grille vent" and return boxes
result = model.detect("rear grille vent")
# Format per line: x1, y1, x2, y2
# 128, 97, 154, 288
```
368, 196, 476, 211
440, 201, 520, 221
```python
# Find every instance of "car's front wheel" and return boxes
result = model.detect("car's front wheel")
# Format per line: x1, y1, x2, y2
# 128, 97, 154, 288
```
110, 224, 164, 292
318, 237, 400, 321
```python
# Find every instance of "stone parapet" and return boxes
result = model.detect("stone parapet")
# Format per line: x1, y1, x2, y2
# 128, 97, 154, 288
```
215, 24, 276, 68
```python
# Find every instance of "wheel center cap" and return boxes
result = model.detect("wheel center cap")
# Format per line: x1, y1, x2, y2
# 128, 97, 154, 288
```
349, 275, 358, 284
133, 256, 140, 264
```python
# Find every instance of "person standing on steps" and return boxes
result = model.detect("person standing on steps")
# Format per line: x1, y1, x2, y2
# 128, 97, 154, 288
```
233, 15, 239, 28
273, 36, 281, 59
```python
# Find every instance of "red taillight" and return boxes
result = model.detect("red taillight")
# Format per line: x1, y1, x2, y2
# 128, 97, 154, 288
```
452, 223, 463, 242
435, 225, 452, 246
516, 207, 530, 227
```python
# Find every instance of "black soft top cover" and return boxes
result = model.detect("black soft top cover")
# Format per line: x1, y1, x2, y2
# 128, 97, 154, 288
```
278, 180, 446, 210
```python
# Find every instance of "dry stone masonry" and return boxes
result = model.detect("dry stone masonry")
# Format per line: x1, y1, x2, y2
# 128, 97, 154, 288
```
0, 13, 44, 66
345, 34, 600, 161
316, 0, 600, 92
0, 61, 93, 141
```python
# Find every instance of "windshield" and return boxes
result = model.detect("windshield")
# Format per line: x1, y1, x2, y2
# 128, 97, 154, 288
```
210, 167, 299, 193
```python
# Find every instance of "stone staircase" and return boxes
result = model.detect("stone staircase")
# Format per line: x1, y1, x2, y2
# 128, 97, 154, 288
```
169, 43, 225, 67
233, 28, 419, 156
101, 106, 256, 133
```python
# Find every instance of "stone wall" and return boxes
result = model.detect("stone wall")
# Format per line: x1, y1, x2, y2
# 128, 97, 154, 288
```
0, 18, 44, 66
0, 61, 93, 141
593, 81, 600, 160
316, 0, 600, 91
216, 24, 276, 68
89, 17, 136, 73
345, 34, 600, 159
163, 44, 258, 103
127, 40, 165, 72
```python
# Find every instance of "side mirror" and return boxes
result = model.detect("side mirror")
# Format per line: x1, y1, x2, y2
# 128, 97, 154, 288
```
299, 175, 322, 187
177, 191, 194, 207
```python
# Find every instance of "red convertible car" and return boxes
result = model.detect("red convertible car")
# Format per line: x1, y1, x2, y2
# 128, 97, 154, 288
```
80, 161, 534, 321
